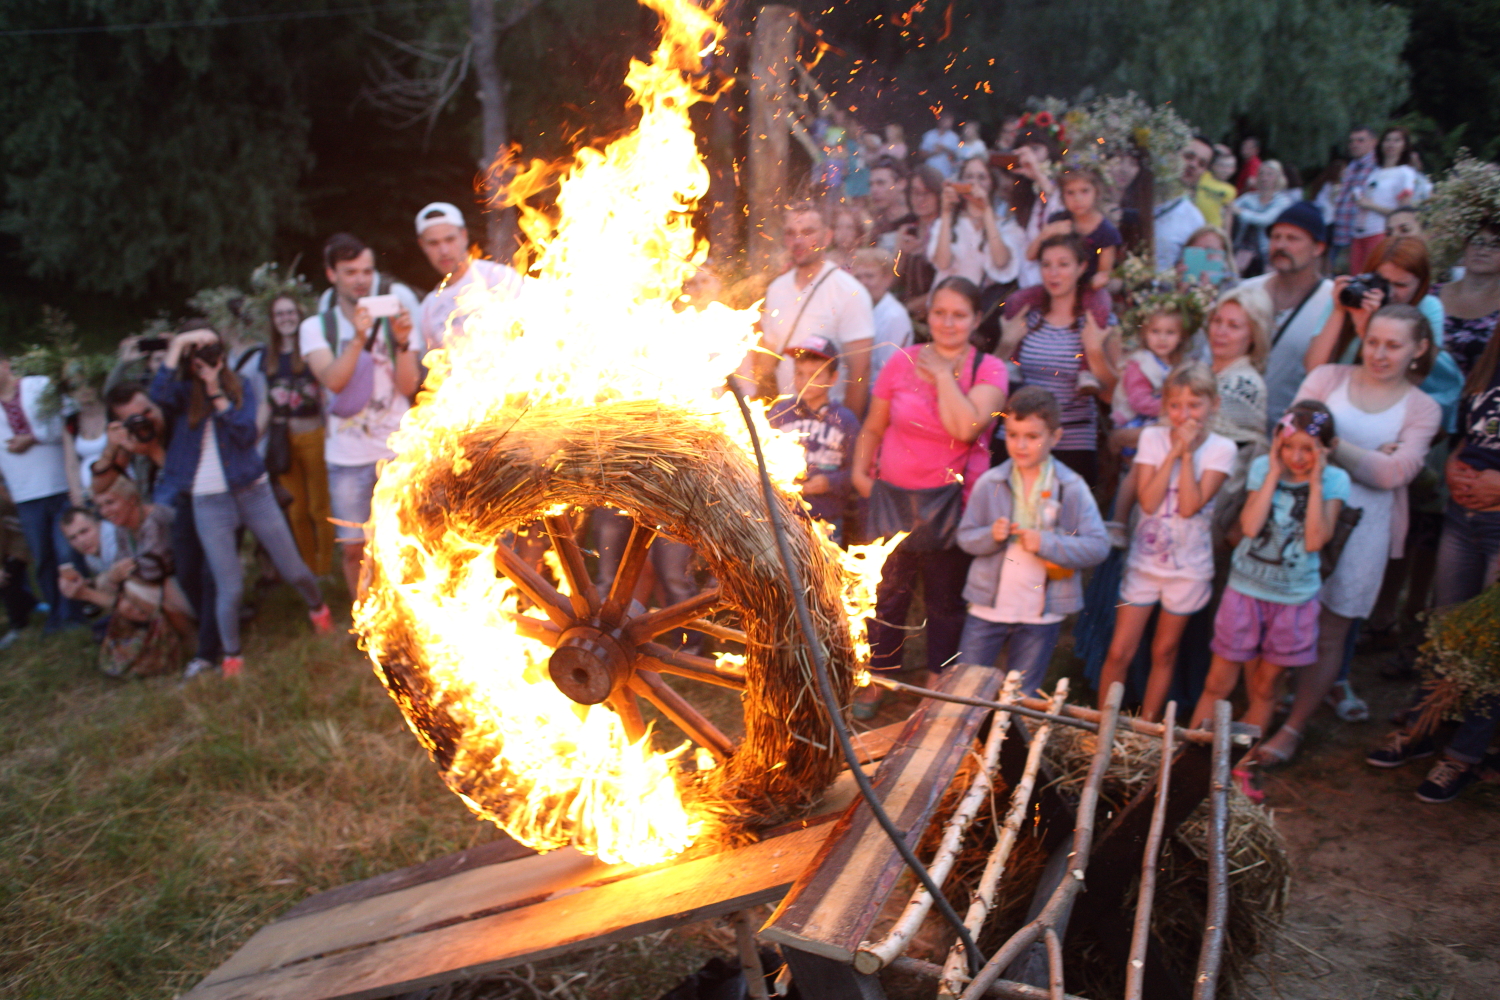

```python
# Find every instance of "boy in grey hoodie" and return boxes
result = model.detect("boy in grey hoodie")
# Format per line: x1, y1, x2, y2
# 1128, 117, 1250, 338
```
955, 387, 1110, 693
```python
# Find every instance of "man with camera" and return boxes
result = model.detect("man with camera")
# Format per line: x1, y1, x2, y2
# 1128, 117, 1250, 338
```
300, 233, 423, 600
95, 380, 222, 675
1239, 202, 1335, 421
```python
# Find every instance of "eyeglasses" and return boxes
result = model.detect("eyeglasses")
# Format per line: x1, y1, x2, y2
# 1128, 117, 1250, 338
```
1470, 234, 1500, 250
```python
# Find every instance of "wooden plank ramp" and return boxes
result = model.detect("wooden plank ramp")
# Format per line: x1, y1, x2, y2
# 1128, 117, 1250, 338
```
179, 719, 907, 1000
760, 664, 1003, 963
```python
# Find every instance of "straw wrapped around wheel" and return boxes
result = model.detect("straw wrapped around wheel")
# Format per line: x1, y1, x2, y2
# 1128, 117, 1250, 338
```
356, 397, 857, 846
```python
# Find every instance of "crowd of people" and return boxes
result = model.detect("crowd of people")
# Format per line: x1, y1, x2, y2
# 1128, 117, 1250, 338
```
738, 112, 1500, 807
2, 106, 1497, 807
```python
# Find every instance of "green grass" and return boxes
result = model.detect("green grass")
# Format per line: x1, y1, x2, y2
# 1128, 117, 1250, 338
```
0, 583, 524, 999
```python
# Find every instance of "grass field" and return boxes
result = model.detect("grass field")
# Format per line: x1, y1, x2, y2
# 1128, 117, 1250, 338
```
0, 583, 729, 1000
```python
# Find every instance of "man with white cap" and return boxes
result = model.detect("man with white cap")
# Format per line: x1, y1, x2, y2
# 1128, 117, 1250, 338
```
414, 202, 524, 351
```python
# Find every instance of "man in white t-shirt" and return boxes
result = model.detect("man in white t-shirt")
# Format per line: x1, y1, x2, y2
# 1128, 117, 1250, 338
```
1153, 136, 1211, 271
739, 202, 875, 417
849, 246, 914, 385
300, 233, 423, 597
1238, 202, 1335, 423
414, 202, 524, 352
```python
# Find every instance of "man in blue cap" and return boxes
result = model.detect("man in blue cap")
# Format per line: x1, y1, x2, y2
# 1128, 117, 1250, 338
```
1240, 201, 1335, 422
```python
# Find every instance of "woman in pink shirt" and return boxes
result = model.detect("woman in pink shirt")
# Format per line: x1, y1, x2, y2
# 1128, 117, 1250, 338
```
852, 277, 1007, 714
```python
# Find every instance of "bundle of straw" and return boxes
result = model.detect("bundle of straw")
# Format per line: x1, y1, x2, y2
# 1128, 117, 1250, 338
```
1409, 583, 1500, 739
359, 398, 857, 843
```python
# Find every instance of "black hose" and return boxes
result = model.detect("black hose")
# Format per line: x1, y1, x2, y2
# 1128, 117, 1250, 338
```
730, 385, 984, 978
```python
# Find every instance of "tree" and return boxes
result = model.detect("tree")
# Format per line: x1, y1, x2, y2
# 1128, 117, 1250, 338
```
794, 0, 1410, 167
0, 1, 311, 296
1392, 0, 1500, 161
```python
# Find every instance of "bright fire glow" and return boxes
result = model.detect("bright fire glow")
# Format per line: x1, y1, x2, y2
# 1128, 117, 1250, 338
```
355, 0, 893, 866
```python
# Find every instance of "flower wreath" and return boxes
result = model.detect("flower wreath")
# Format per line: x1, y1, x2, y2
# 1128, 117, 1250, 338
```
1421, 152, 1500, 271
1061, 93, 1195, 194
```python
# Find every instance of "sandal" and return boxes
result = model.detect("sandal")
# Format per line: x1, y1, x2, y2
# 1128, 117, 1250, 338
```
1250, 726, 1302, 768
1232, 766, 1265, 805
1325, 680, 1369, 722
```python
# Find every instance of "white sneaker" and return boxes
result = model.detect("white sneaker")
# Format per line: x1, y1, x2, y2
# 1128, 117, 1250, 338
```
183, 657, 217, 679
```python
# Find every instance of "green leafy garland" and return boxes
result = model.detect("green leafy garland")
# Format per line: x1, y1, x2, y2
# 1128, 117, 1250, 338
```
14, 308, 115, 418
1062, 93, 1196, 196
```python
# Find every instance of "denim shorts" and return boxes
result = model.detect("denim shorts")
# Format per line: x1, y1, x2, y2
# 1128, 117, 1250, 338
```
327, 462, 380, 540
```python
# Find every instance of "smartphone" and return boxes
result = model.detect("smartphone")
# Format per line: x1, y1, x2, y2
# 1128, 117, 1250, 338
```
137, 336, 169, 353
358, 294, 402, 318
1183, 246, 1226, 283
951, 182, 973, 195
990, 153, 1019, 172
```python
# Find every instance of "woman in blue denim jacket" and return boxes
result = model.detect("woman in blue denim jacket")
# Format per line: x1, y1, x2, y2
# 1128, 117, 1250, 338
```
152, 328, 332, 677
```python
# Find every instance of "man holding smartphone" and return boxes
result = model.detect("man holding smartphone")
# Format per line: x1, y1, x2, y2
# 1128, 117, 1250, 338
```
300, 233, 423, 600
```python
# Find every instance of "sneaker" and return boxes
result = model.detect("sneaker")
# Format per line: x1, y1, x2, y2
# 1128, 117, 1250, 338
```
1232, 766, 1265, 805
1415, 758, 1479, 803
1365, 730, 1437, 768
183, 657, 217, 679
221, 655, 244, 679
309, 604, 334, 636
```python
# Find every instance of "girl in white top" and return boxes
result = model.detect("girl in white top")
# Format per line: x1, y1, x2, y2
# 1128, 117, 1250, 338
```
1354, 128, 1432, 241
927, 155, 1020, 289
1099, 362, 1237, 720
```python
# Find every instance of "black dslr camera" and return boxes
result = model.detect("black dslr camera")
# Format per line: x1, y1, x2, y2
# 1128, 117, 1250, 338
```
1338, 272, 1391, 309
185, 340, 224, 368
123, 413, 157, 444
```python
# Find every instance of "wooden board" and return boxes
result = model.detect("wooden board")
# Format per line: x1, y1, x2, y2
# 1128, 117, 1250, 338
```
760, 665, 1004, 963
181, 719, 909, 1000
181, 824, 831, 1000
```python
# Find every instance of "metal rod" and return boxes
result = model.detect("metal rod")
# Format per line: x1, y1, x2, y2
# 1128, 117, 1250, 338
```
939, 681, 1069, 998
959, 683, 1124, 1000
857, 673, 1023, 973
869, 675, 1214, 745
1193, 700, 1232, 1000
1125, 700, 1176, 1000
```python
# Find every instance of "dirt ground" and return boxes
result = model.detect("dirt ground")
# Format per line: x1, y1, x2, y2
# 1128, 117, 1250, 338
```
1234, 657, 1500, 1000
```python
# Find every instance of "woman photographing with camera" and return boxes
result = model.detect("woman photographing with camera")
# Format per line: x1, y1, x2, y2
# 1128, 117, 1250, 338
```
151, 325, 333, 678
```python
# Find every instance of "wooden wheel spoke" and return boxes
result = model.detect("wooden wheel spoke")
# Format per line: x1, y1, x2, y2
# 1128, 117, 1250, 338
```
688, 618, 748, 646
607, 691, 648, 745
543, 513, 601, 618
504, 611, 563, 648
600, 521, 656, 626
637, 642, 746, 690
494, 542, 574, 629
629, 670, 736, 761
624, 587, 724, 646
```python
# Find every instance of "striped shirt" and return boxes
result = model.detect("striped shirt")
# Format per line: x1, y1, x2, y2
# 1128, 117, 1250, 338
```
1007, 313, 1098, 451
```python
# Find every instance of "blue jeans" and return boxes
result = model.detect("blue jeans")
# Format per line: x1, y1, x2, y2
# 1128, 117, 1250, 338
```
327, 462, 379, 541
1431, 504, 1500, 764
193, 479, 322, 656
957, 616, 1063, 695
15, 491, 79, 630
172, 491, 220, 661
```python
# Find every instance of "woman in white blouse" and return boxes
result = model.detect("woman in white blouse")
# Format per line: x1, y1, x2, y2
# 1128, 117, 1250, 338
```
928, 155, 1022, 290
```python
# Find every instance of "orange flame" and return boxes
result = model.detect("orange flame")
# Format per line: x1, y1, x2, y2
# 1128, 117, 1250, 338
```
356, 0, 892, 866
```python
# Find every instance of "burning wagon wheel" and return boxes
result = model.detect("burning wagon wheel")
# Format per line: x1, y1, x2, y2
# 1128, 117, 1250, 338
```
357, 398, 859, 855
